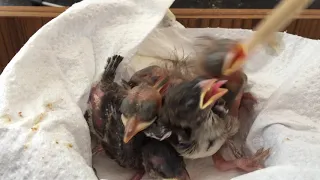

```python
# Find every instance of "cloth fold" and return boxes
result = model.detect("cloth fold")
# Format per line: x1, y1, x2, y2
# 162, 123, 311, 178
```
0, 0, 174, 179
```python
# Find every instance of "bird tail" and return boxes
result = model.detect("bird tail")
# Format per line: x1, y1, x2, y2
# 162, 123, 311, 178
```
101, 55, 124, 84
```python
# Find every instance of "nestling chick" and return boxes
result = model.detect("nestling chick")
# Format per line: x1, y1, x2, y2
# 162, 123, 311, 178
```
194, 36, 258, 107
193, 37, 259, 144
158, 77, 232, 159
131, 139, 190, 180
121, 63, 193, 143
195, 36, 263, 161
195, 36, 248, 77
154, 75, 269, 172
87, 55, 187, 180
120, 83, 164, 143
86, 55, 146, 169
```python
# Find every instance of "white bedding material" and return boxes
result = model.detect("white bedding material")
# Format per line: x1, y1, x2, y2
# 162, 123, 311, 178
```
1, 0, 320, 179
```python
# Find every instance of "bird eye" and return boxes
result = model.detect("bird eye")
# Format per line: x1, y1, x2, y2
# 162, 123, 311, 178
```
120, 98, 129, 114
136, 103, 154, 122
177, 142, 191, 149
141, 101, 157, 115
185, 99, 196, 108
120, 98, 137, 116
151, 76, 159, 83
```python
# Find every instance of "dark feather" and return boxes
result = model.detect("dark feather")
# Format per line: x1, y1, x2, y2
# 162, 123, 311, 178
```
142, 139, 189, 180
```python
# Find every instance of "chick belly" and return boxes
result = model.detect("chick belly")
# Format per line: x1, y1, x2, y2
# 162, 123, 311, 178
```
182, 138, 226, 159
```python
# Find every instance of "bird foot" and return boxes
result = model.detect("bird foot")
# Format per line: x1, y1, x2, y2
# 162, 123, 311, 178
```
130, 170, 145, 180
212, 148, 270, 172
234, 148, 271, 172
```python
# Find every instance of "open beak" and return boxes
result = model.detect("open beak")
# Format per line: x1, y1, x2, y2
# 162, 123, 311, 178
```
222, 43, 248, 76
199, 79, 228, 109
122, 114, 155, 143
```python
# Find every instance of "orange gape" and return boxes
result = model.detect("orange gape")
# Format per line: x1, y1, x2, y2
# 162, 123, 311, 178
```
222, 43, 248, 76
231, 44, 247, 65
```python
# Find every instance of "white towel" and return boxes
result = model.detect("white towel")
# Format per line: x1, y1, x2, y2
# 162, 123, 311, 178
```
1, 0, 320, 180
0, 0, 174, 179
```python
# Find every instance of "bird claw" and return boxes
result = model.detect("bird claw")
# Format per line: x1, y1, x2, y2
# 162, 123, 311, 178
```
235, 148, 271, 172
105, 55, 123, 75
213, 147, 271, 172
252, 148, 271, 162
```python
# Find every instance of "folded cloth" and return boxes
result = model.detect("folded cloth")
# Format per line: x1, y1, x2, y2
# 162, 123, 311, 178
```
1, 0, 320, 180
0, 0, 174, 179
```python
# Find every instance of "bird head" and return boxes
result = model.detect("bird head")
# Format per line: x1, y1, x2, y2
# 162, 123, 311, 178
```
197, 37, 247, 77
121, 77, 169, 143
197, 78, 228, 110
142, 140, 190, 180
160, 77, 228, 129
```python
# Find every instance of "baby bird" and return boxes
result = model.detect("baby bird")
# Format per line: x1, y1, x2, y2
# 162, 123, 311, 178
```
194, 36, 258, 109
121, 62, 198, 143
86, 55, 188, 180
86, 55, 154, 168
153, 76, 269, 172
158, 77, 232, 158
120, 82, 164, 143
132, 139, 190, 180
195, 36, 246, 77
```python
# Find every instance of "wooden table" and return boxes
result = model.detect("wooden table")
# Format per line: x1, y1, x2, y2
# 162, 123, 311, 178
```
1, 7, 320, 72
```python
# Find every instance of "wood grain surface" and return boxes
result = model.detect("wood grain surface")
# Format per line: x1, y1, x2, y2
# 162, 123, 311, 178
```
1, 7, 320, 72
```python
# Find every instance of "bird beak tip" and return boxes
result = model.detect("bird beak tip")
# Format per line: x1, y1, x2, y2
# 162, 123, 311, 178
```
123, 118, 139, 143
123, 117, 155, 143
123, 136, 130, 143
222, 60, 246, 76
123, 132, 133, 143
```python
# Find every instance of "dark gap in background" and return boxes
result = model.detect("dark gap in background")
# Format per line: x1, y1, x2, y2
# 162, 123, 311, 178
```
1, 0, 320, 9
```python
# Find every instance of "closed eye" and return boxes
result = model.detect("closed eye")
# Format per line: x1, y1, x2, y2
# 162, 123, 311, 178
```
178, 142, 191, 149
185, 99, 196, 108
